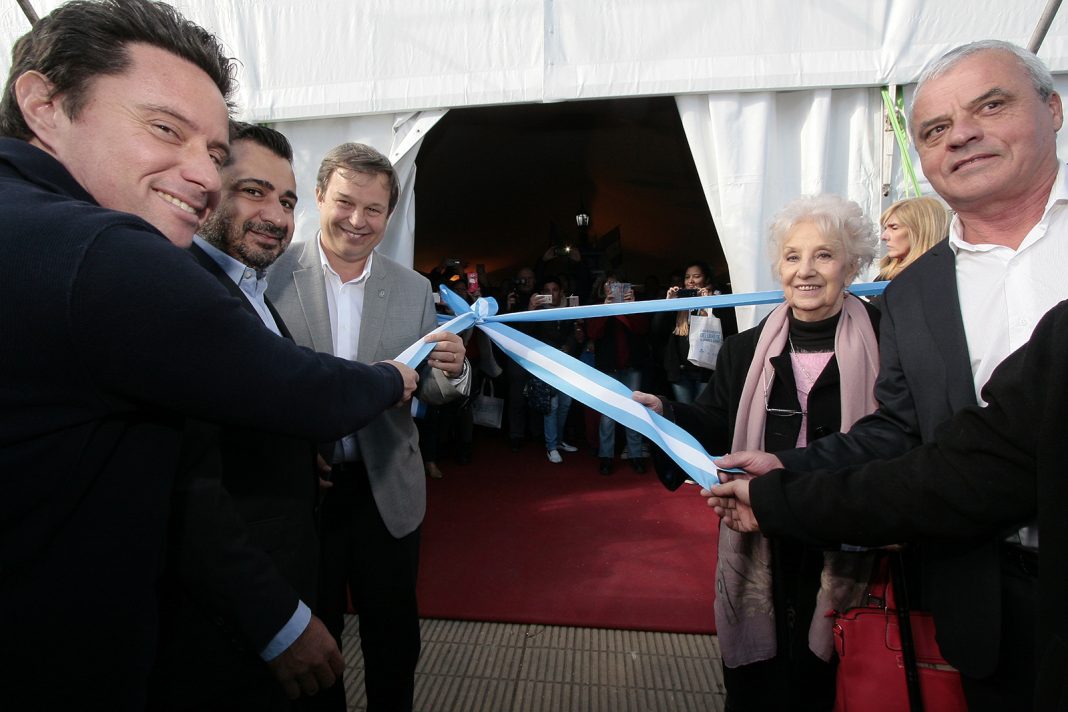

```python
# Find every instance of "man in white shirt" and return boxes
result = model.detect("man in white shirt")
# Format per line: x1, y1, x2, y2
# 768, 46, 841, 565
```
153, 123, 342, 710
267, 142, 469, 712
715, 40, 1067, 710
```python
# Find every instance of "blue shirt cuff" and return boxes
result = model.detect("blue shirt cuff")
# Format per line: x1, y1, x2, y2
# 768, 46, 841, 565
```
259, 600, 311, 661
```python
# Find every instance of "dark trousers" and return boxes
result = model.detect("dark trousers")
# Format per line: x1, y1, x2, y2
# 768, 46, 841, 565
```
959, 544, 1039, 712
304, 464, 421, 712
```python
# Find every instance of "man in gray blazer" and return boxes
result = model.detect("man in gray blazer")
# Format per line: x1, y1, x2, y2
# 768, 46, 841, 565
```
267, 142, 469, 712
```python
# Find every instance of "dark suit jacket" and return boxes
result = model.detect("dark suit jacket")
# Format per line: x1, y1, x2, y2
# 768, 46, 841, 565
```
776, 240, 1001, 677
0, 139, 402, 711
753, 299, 1068, 711
149, 245, 321, 709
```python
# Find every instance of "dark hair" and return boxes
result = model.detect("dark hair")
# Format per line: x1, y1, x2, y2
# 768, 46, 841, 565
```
541, 275, 561, 289
1, 0, 237, 140
316, 142, 400, 215
682, 260, 713, 283
229, 121, 293, 163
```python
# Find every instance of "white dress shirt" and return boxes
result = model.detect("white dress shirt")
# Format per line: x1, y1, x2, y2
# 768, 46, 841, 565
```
950, 161, 1068, 549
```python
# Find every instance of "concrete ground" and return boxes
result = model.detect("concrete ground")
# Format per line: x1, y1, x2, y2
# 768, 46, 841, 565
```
339, 616, 726, 711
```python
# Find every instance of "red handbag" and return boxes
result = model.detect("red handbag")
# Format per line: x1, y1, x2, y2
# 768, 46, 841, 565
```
832, 553, 967, 712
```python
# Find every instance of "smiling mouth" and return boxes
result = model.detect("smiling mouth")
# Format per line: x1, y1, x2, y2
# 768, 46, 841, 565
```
155, 189, 200, 216
794, 284, 822, 292
952, 154, 993, 172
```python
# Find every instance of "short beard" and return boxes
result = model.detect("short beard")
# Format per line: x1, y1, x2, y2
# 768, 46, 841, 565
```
200, 209, 287, 271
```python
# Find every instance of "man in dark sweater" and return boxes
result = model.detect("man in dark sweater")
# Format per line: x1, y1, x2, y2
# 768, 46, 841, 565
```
0, 3, 450, 709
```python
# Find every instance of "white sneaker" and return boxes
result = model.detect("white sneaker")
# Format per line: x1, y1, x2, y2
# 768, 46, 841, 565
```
558, 442, 578, 453
547, 449, 563, 464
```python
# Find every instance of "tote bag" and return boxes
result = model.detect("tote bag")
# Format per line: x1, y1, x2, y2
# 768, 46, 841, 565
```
687, 313, 724, 369
471, 380, 504, 429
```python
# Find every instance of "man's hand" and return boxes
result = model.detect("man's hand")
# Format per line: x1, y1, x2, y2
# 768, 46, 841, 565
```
315, 454, 333, 491
714, 450, 783, 477
701, 480, 761, 533
425, 331, 466, 377
266, 615, 344, 700
631, 391, 664, 415
381, 360, 419, 404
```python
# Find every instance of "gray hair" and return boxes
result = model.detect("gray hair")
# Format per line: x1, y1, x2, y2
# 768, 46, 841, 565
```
910, 40, 1054, 129
768, 194, 878, 281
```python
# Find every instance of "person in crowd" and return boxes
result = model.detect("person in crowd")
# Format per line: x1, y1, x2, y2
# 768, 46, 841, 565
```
635, 194, 880, 711
876, 195, 950, 280
587, 272, 651, 475
716, 40, 1068, 711
148, 123, 341, 710
267, 142, 469, 712
501, 265, 541, 450
0, 3, 431, 709
706, 297, 1068, 712
528, 275, 583, 463
662, 260, 739, 404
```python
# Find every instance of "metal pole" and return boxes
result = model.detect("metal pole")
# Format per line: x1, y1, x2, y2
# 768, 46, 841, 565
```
14, 0, 38, 25
1029, 0, 1064, 53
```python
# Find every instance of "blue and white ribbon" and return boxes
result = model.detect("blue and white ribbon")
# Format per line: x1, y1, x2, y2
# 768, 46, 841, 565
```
398, 282, 888, 489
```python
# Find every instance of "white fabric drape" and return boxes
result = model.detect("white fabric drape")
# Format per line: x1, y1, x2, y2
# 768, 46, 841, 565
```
268, 110, 446, 267
676, 89, 882, 329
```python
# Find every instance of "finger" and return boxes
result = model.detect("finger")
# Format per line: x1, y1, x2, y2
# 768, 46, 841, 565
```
296, 671, 320, 697
312, 661, 337, 690
280, 679, 300, 700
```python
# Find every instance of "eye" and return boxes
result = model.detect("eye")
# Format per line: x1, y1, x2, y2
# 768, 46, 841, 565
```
817, 251, 834, 260
923, 124, 948, 142
281, 199, 296, 211
242, 187, 264, 198
981, 99, 1004, 113
368, 207, 383, 216
784, 253, 799, 262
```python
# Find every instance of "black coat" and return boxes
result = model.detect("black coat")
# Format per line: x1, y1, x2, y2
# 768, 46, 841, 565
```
149, 245, 322, 709
0, 139, 402, 710
753, 299, 1068, 712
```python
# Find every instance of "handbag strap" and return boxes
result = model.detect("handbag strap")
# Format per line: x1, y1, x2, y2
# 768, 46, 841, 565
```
887, 551, 925, 712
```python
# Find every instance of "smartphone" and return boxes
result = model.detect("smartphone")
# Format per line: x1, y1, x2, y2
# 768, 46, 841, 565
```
567, 295, 580, 307
466, 271, 479, 294
677, 288, 698, 298
534, 293, 552, 305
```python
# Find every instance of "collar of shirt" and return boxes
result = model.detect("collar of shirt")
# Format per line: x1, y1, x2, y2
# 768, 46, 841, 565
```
948, 159, 1068, 255
192, 235, 280, 336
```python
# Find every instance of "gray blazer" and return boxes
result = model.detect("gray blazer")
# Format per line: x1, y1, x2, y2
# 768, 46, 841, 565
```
267, 239, 466, 537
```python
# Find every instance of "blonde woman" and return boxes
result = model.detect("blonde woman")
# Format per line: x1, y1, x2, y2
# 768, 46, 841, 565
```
876, 196, 950, 280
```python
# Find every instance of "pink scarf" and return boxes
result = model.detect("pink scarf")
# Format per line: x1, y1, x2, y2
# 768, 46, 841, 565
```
715, 295, 879, 667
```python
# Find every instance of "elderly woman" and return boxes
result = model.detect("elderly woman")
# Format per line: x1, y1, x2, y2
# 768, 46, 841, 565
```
635, 194, 880, 711
876, 196, 949, 281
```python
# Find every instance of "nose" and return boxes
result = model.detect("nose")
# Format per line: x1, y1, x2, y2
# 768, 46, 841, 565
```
182, 144, 222, 195
260, 199, 285, 227
796, 257, 817, 277
947, 113, 982, 149
881, 228, 891, 242
347, 208, 367, 228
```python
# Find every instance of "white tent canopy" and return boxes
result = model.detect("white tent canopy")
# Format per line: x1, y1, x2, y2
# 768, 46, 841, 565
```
4, 0, 1068, 325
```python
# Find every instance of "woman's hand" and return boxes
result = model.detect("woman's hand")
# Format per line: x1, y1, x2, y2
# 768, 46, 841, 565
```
631, 391, 663, 415
666, 285, 680, 299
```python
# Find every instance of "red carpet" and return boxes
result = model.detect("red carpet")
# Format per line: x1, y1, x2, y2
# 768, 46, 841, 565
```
417, 431, 719, 634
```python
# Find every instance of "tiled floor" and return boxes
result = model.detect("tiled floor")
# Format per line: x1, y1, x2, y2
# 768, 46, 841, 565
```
340, 617, 726, 711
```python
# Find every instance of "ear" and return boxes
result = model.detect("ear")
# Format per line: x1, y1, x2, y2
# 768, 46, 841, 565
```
1048, 91, 1063, 132
13, 71, 62, 143
315, 186, 325, 208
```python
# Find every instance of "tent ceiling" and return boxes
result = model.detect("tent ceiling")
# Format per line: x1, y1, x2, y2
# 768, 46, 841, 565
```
4, 1, 1067, 123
